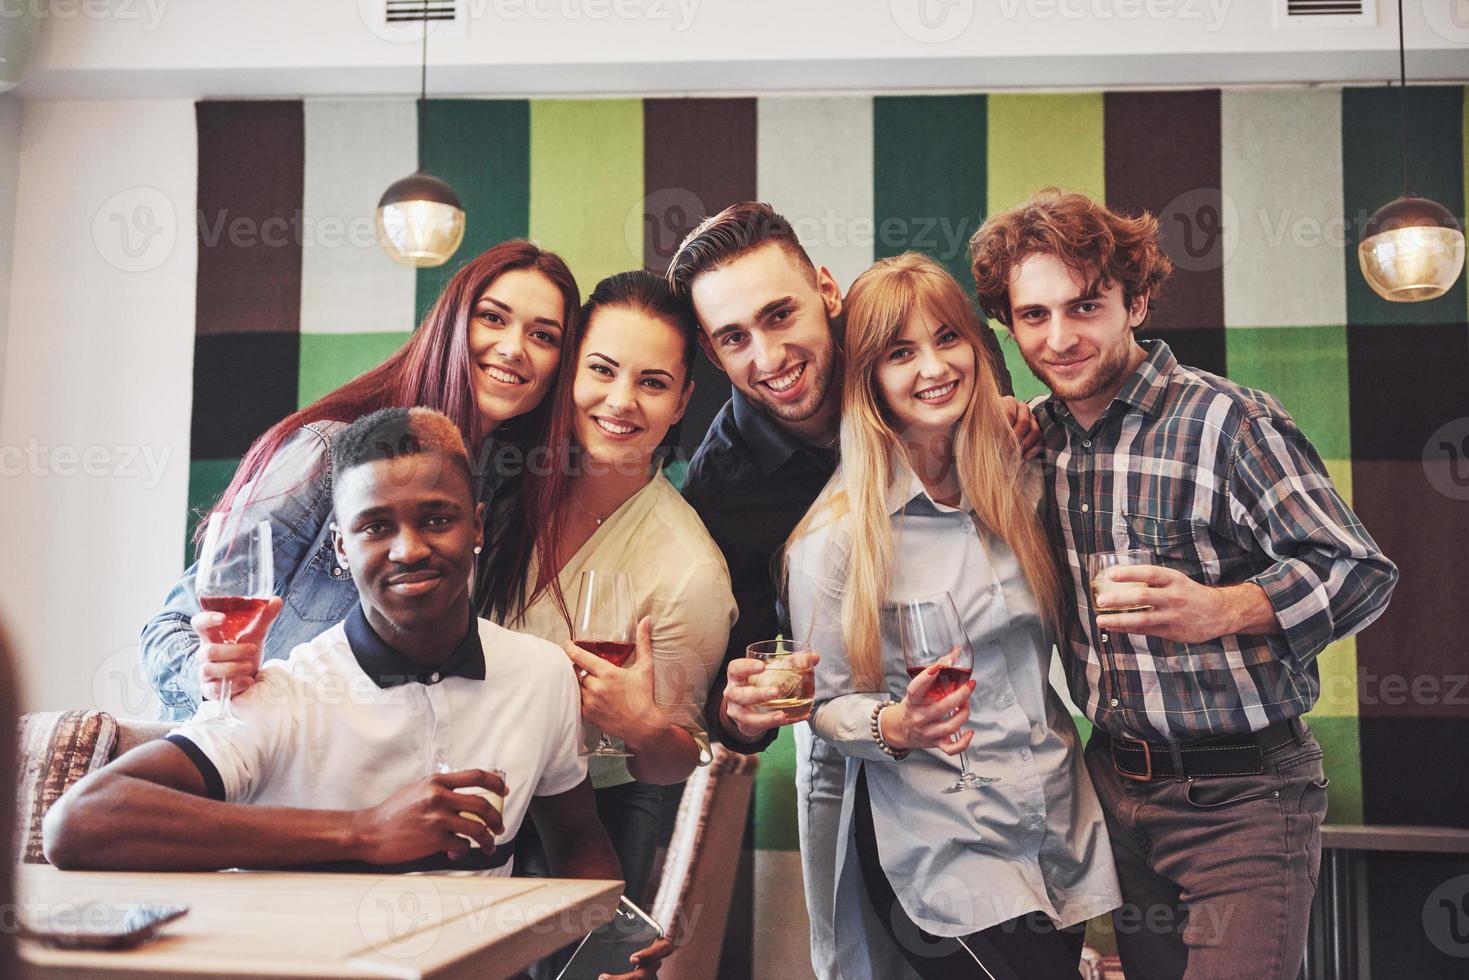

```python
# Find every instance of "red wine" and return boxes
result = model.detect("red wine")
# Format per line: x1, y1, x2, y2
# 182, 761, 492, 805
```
198, 595, 270, 644
581, 640, 634, 668
906, 665, 973, 702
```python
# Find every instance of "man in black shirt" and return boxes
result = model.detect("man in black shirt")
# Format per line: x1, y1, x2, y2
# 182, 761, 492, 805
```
668, 202, 1029, 977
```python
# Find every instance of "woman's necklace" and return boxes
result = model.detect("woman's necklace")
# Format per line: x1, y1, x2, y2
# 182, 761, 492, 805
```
573, 496, 608, 527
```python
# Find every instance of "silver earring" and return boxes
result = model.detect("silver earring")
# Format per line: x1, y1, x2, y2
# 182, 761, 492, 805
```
474, 546, 482, 555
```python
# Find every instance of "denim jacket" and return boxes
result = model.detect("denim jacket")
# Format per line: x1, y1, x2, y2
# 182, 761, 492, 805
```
141, 422, 361, 720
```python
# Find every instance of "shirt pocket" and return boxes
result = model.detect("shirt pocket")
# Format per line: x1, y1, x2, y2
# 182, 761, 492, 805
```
1124, 514, 1208, 574
286, 537, 360, 623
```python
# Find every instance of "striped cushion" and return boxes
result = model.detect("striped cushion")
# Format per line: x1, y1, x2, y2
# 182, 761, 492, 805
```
15, 710, 117, 863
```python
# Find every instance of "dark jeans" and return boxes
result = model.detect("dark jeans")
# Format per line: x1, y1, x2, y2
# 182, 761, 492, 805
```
853, 768, 1087, 980
514, 778, 665, 905
1083, 725, 1329, 980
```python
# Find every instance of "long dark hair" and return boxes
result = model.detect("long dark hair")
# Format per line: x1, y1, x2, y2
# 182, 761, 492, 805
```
201, 240, 580, 544
478, 270, 697, 626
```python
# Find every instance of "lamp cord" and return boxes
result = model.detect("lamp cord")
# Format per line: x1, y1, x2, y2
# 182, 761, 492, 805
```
420, 4, 428, 105
1397, 0, 1410, 196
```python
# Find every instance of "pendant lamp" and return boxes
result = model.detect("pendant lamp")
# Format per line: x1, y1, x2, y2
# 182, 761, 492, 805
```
376, 6, 465, 268
1357, 0, 1465, 302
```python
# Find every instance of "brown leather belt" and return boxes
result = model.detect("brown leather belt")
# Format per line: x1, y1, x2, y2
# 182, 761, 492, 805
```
1091, 719, 1303, 782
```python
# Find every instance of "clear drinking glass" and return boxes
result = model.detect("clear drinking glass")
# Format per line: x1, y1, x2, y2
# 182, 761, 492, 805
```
1087, 549, 1158, 614
194, 512, 274, 727
889, 591, 995, 793
573, 569, 635, 759
746, 639, 817, 724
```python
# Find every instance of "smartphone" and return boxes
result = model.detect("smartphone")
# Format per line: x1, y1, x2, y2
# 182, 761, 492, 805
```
553, 896, 664, 980
20, 902, 189, 950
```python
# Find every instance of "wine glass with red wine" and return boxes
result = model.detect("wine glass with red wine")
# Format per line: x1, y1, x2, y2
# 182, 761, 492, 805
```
890, 591, 995, 793
573, 569, 635, 759
194, 512, 274, 727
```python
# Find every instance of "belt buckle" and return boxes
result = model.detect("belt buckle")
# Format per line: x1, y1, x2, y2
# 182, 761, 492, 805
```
1115, 735, 1153, 782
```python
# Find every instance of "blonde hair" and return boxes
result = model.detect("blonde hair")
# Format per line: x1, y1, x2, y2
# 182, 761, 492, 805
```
792, 252, 1064, 689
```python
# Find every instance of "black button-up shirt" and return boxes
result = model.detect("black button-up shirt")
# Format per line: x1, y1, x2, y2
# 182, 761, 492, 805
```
682, 390, 837, 752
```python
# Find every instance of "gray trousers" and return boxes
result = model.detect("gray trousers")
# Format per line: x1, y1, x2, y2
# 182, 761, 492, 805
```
1083, 727, 1329, 980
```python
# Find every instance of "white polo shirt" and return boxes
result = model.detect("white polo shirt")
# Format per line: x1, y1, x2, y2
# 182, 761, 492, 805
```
169, 605, 586, 875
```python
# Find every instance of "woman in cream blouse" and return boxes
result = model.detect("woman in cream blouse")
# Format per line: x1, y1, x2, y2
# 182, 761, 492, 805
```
478, 269, 736, 904
786, 253, 1119, 979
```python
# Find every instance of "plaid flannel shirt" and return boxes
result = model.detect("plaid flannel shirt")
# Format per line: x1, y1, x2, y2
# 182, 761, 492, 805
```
1035, 340, 1398, 742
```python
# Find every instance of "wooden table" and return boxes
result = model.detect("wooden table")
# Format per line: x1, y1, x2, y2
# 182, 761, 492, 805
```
16, 864, 622, 979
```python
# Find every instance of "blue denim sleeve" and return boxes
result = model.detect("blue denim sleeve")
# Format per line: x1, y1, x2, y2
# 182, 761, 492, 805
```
139, 425, 337, 720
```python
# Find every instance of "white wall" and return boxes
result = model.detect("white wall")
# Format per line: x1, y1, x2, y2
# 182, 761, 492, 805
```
0, 99, 196, 717
17, 0, 1469, 99
0, 94, 19, 432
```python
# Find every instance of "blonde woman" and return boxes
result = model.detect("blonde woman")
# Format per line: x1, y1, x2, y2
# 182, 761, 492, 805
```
786, 253, 1120, 980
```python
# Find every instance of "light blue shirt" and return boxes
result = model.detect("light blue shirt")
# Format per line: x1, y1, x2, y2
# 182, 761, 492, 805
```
787, 459, 1120, 967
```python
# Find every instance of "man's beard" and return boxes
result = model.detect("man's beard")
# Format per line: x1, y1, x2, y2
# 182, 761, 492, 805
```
1025, 335, 1136, 404
756, 362, 832, 423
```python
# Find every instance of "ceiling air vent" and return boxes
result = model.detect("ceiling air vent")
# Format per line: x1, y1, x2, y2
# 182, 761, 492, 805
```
386, 0, 457, 24
1275, 0, 1377, 28
370, 0, 468, 41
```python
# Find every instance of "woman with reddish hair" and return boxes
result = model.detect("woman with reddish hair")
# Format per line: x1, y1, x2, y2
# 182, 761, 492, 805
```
141, 240, 581, 721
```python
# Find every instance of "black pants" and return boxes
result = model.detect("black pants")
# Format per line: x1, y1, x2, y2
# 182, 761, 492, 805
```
854, 767, 1086, 980
514, 778, 665, 904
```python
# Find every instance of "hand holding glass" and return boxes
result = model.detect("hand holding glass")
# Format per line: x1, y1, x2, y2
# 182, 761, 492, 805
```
194, 512, 273, 727
573, 569, 635, 759
890, 592, 995, 793
1088, 550, 1158, 615
746, 640, 816, 724
437, 763, 508, 849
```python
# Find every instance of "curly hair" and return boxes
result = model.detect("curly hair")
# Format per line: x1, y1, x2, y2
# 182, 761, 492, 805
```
969, 188, 1172, 328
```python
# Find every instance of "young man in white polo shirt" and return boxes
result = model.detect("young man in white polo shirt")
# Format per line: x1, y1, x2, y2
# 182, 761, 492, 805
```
45, 408, 618, 882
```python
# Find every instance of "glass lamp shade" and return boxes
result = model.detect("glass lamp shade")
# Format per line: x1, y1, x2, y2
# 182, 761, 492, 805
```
375, 171, 466, 268
1358, 196, 1466, 303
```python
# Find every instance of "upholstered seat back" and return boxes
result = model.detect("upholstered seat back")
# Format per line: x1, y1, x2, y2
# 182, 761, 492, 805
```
648, 744, 760, 980
15, 711, 174, 863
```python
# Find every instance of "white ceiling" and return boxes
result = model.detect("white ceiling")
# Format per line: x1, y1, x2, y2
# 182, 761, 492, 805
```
13, 0, 1469, 99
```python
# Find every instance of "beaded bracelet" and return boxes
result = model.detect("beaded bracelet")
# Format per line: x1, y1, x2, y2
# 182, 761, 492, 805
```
870, 699, 909, 760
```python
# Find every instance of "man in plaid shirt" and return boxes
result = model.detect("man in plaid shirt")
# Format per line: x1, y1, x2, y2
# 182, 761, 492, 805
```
970, 189, 1398, 980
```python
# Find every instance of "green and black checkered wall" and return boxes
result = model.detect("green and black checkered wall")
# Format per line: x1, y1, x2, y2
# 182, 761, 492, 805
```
186, 87, 1469, 972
